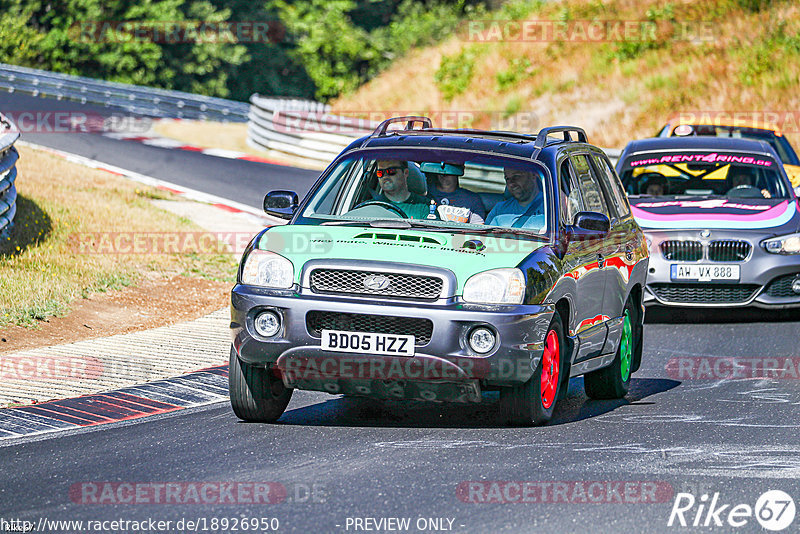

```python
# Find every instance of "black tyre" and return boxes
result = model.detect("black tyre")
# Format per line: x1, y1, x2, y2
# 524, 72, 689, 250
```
229, 346, 292, 422
500, 313, 565, 426
584, 300, 635, 400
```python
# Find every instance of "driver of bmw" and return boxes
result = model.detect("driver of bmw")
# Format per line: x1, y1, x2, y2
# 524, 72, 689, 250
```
375, 160, 432, 219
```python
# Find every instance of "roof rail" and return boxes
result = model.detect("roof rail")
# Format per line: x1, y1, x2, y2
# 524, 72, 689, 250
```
533, 126, 587, 148
371, 116, 432, 137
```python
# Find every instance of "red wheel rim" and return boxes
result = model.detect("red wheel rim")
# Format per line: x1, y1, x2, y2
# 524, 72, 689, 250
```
540, 330, 560, 409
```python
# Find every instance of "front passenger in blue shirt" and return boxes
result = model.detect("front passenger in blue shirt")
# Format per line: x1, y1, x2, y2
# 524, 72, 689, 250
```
485, 168, 544, 228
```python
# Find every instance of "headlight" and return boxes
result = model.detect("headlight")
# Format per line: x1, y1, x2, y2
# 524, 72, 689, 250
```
763, 233, 800, 255
463, 268, 525, 304
240, 249, 294, 288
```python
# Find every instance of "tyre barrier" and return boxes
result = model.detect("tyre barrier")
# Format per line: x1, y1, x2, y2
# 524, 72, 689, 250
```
0, 112, 19, 235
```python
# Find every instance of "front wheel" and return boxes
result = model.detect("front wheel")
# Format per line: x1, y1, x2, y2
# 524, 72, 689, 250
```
229, 347, 292, 422
500, 313, 565, 426
584, 301, 635, 399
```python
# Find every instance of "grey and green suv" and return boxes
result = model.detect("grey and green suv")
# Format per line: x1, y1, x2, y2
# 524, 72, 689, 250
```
230, 117, 649, 426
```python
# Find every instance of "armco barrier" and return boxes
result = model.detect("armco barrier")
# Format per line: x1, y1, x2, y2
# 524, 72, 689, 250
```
0, 63, 621, 168
246, 94, 622, 167
0, 62, 249, 122
0, 112, 19, 235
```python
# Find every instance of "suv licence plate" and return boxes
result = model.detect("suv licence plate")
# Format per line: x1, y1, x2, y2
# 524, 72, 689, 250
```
321, 330, 415, 356
670, 264, 740, 281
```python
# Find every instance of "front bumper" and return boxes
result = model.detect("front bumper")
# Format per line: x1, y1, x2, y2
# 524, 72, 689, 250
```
231, 285, 554, 403
643, 232, 800, 308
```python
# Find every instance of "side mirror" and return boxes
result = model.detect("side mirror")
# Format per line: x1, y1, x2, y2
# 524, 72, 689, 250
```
569, 211, 610, 237
264, 190, 298, 220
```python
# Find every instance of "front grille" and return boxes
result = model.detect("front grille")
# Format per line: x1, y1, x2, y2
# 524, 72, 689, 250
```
661, 240, 702, 261
765, 274, 800, 297
650, 283, 760, 304
309, 269, 443, 301
708, 240, 751, 262
306, 311, 433, 346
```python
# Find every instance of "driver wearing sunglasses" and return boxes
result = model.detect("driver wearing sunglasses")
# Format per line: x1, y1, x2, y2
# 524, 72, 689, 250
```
375, 160, 432, 219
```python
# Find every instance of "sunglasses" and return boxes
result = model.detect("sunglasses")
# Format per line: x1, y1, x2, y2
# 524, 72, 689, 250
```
376, 166, 403, 178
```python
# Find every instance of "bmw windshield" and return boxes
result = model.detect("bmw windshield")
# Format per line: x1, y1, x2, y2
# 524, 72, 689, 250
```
618, 151, 790, 200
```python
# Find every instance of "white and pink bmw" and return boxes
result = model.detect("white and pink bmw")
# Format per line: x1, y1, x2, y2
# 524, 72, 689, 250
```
616, 136, 800, 308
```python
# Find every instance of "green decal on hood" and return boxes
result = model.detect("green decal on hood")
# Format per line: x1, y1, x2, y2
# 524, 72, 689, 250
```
256, 225, 544, 293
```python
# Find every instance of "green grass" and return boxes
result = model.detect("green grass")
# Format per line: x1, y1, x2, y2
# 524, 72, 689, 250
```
0, 148, 238, 328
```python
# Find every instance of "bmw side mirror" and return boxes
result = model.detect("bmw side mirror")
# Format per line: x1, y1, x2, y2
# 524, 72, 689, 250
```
264, 190, 298, 220
571, 211, 610, 236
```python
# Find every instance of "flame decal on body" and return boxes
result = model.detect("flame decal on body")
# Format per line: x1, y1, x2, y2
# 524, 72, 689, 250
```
632, 200, 796, 229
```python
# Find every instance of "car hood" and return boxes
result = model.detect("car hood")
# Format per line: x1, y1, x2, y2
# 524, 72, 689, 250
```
256, 225, 545, 293
629, 197, 799, 232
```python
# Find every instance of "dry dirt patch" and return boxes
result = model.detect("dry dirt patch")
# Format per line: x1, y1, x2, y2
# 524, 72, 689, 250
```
0, 274, 230, 354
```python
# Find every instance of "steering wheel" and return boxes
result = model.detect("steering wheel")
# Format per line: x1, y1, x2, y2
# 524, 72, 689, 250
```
350, 200, 409, 218
727, 184, 763, 198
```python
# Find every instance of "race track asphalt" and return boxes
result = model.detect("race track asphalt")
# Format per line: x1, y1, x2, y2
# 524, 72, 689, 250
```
1, 92, 320, 209
1, 92, 799, 533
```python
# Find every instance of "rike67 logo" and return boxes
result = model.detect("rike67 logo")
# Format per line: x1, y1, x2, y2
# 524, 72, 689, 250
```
668, 490, 796, 531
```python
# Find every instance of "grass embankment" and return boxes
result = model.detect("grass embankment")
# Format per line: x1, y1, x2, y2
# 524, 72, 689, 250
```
331, 0, 800, 149
0, 146, 237, 327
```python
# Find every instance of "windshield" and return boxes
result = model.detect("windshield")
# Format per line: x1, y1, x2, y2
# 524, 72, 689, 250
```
619, 151, 789, 200
671, 125, 800, 164
299, 149, 550, 237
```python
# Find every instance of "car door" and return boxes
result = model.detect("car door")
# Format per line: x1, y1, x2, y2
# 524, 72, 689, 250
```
563, 153, 609, 362
589, 152, 637, 355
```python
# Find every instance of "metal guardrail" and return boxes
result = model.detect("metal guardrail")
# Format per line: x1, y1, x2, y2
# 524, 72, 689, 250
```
0, 113, 19, 235
247, 95, 622, 167
0, 63, 250, 122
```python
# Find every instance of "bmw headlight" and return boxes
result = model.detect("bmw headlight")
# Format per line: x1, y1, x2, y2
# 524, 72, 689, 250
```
240, 249, 294, 288
463, 268, 525, 304
763, 233, 800, 255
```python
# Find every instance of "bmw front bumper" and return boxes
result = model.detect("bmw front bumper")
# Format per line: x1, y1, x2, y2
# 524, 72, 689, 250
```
643, 230, 800, 308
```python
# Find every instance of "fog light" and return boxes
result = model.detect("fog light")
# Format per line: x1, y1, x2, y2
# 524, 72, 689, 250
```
792, 276, 800, 295
469, 327, 496, 354
254, 311, 281, 337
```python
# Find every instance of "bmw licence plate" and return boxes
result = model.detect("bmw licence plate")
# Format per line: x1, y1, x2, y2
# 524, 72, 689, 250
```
670, 264, 740, 282
321, 330, 415, 356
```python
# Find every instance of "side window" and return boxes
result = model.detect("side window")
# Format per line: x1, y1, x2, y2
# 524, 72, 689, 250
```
570, 154, 609, 218
559, 159, 583, 225
592, 154, 631, 218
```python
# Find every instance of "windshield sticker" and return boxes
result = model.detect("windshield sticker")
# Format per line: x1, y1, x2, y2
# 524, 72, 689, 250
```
629, 153, 774, 167
635, 199, 771, 211
631, 200, 795, 230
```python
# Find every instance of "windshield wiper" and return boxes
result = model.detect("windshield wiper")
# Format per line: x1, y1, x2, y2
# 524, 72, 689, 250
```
320, 220, 373, 227
468, 226, 547, 239
320, 219, 546, 238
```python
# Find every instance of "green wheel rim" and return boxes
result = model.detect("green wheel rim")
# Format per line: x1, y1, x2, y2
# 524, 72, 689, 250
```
620, 310, 632, 382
